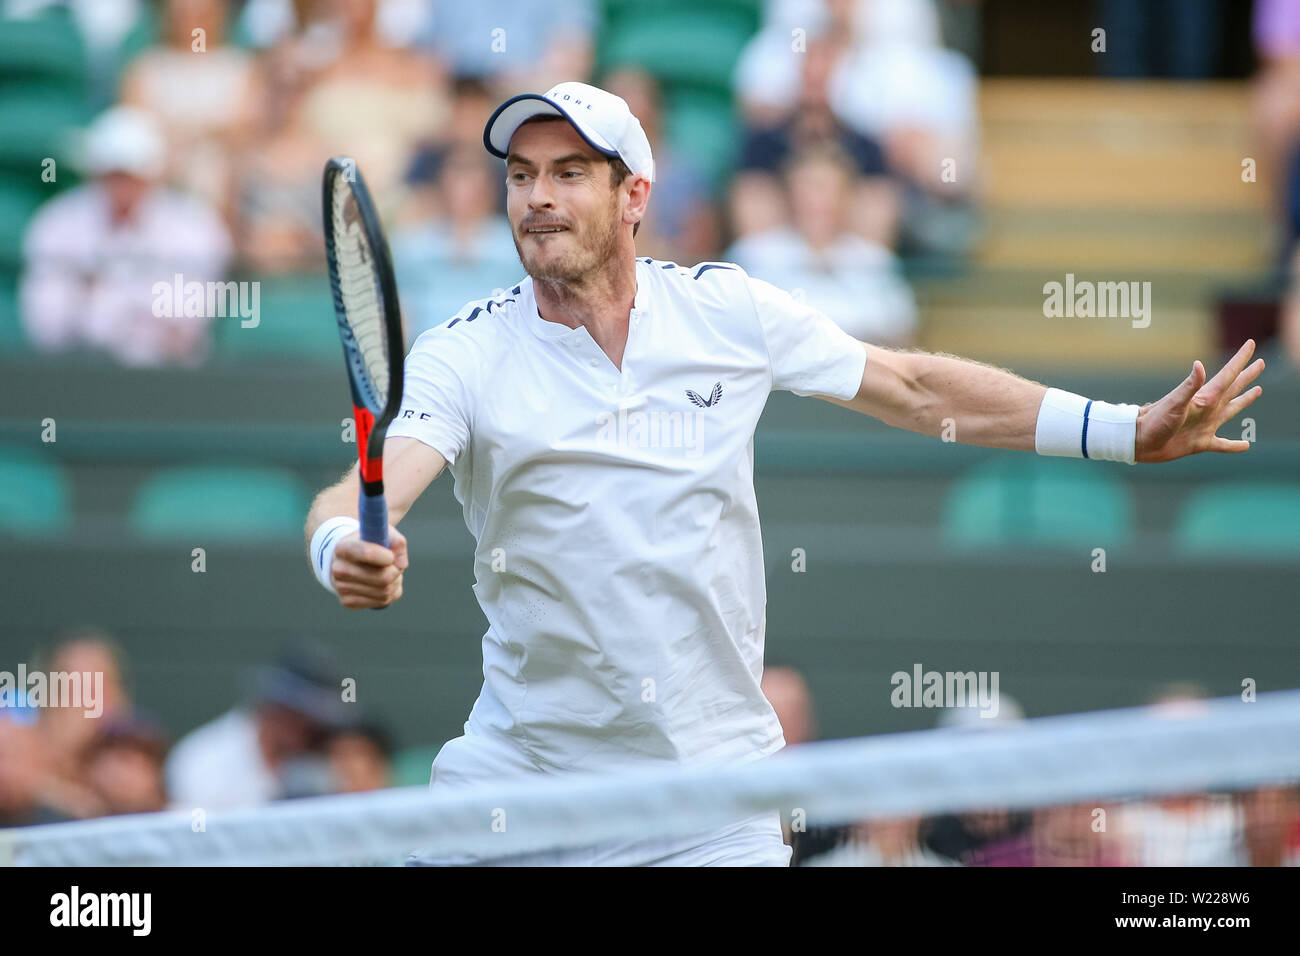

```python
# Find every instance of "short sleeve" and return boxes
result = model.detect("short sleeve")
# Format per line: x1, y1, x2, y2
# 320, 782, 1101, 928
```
385, 326, 477, 464
745, 274, 867, 400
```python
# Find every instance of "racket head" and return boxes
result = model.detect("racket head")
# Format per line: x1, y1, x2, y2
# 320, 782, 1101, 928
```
322, 157, 405, 470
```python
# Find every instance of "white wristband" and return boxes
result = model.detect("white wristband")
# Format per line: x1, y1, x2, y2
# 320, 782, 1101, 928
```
310, 516, 359, 594
1035, 388, 1140, 464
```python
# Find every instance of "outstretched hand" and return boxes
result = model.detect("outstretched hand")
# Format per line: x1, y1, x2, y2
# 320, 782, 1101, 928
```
1135, 340, 1265, 464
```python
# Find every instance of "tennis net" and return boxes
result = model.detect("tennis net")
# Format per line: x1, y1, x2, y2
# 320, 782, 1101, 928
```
3, 690, 1299, 866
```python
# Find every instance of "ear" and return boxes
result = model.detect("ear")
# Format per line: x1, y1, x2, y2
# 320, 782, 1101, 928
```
624, 175, 651, 229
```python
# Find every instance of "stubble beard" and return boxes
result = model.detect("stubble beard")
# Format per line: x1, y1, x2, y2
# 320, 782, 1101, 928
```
514, 196, 623, 289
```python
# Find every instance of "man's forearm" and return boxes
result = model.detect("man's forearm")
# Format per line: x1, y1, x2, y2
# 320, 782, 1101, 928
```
906, 351, 1048, 451
304, 469, 360, 552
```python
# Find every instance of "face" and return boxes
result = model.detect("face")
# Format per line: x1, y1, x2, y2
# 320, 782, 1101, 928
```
788, 156, 851, 245
101, 171, 152, 220
168, 0, 224, 47
327, 734, 389, 793
505, 120, 626, 284
257, 704, 320, 763
86, 744, 166, 815
440, 149, 498, 224
0, 722, 44, 813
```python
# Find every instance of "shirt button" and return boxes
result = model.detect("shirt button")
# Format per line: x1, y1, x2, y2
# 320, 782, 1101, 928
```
589, 359, 599, 367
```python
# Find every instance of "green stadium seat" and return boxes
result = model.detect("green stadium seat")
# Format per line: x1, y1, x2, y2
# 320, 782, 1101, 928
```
942, 458, 1134, 551
390, 745, 441, 787
130, 465, 309, 541
0, 178, 47, 270
0, 9, 87, 91
0, 443, 70, 537
664, 89, 739, 189
213, 273, 340, 363
598, 3, 758, 95
1173, 481, 1300, 557
0, 270, 23, 352
0, 84, 92, 173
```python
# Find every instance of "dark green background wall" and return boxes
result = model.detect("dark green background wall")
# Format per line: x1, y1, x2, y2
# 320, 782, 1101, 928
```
2, 356, 1298, 750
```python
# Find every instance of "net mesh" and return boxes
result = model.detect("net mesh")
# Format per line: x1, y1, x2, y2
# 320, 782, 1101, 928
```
3, 691, 1298, 867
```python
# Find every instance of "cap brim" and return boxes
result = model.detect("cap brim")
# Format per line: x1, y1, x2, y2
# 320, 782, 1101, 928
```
483, 93, 620, 162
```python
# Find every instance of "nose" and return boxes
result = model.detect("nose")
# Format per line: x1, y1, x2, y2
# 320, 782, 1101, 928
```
527, 174, 555, 213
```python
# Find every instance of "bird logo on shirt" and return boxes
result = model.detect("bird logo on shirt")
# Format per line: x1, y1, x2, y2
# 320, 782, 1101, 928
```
686, 382, 723, 408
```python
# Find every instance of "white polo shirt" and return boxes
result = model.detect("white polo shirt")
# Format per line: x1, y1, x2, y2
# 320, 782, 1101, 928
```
387, 257, 867, 788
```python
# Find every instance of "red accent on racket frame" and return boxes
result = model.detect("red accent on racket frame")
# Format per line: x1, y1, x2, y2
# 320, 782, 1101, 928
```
353, 405, 384, 484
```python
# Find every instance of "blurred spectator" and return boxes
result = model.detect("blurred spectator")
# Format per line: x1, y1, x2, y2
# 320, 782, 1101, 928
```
327, 723, 394, 792
732, 34, 899, 247
236, 107, 331, 273
1096, 0, 1225, 79
1111, 685, 1249, 866
35, 630, 132, 819
733, 0, 839, 127
761, 665, 816, 746
20, 106, 233, 365
1252, 0, 1300, 267
119, 0, 265, 224
1239, 785, 1300, 867
401, 75, 500, 226
761, 664, 846, 865
1254, 0, 1300, 369
295, 0, 448, 206
918, 693, 1045, 866
1029, 801, 1128, 867
1116, 790, 1247, 866
420, 0, 595, 94
805, 815, 957, 866
82, 715, 169, 816
924, 806, 1036, 865
727, 145, 917, 345
1280, 247, 1300, 369
828, 0, 979, 257
602, 67, 719, 265
391, 143, 519, 339
0, 718, 73, 827
164, 644, 350, 811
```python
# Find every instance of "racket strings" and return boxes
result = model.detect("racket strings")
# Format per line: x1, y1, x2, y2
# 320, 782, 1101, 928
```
330, 183, 391, 398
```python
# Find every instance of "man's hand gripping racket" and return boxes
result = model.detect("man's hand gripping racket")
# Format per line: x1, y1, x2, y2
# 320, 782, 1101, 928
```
322, 157, 408, 608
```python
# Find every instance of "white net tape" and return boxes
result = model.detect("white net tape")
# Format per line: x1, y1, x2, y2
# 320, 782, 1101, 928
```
4, 691, 1298, 866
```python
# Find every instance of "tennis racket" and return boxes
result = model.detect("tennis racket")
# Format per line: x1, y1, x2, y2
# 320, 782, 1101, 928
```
322, 156, 405, 548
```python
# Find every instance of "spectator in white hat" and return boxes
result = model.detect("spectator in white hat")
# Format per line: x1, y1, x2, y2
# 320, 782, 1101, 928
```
20, 106, 232, 366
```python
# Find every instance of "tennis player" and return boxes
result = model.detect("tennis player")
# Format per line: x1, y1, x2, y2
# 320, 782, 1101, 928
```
305, 81, 1264, 866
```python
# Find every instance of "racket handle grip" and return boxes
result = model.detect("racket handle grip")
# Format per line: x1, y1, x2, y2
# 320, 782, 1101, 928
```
358, 489, 390, 548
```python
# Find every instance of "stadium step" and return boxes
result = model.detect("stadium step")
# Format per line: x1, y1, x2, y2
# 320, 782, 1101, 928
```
916, 79, 1272, 368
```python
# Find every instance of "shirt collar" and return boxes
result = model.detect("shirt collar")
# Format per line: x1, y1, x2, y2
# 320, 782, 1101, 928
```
524, 258, 647, 341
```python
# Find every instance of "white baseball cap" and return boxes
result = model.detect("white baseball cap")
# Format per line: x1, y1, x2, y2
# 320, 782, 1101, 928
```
483, 81, 655, 182
79, 106, 165, 179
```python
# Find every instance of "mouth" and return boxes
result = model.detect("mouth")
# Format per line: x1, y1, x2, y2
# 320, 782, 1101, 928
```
524, 224, 569, 236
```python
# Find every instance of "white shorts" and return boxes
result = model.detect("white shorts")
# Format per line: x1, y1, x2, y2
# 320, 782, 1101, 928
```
406, 811, 791, 867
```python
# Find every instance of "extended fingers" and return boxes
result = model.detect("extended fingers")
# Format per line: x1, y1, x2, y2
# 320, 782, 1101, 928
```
1220, 384, 1263, 424
1208, 435, 1252, 454
1224, 358, 1265, 403
1202, 339, 1257, 399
